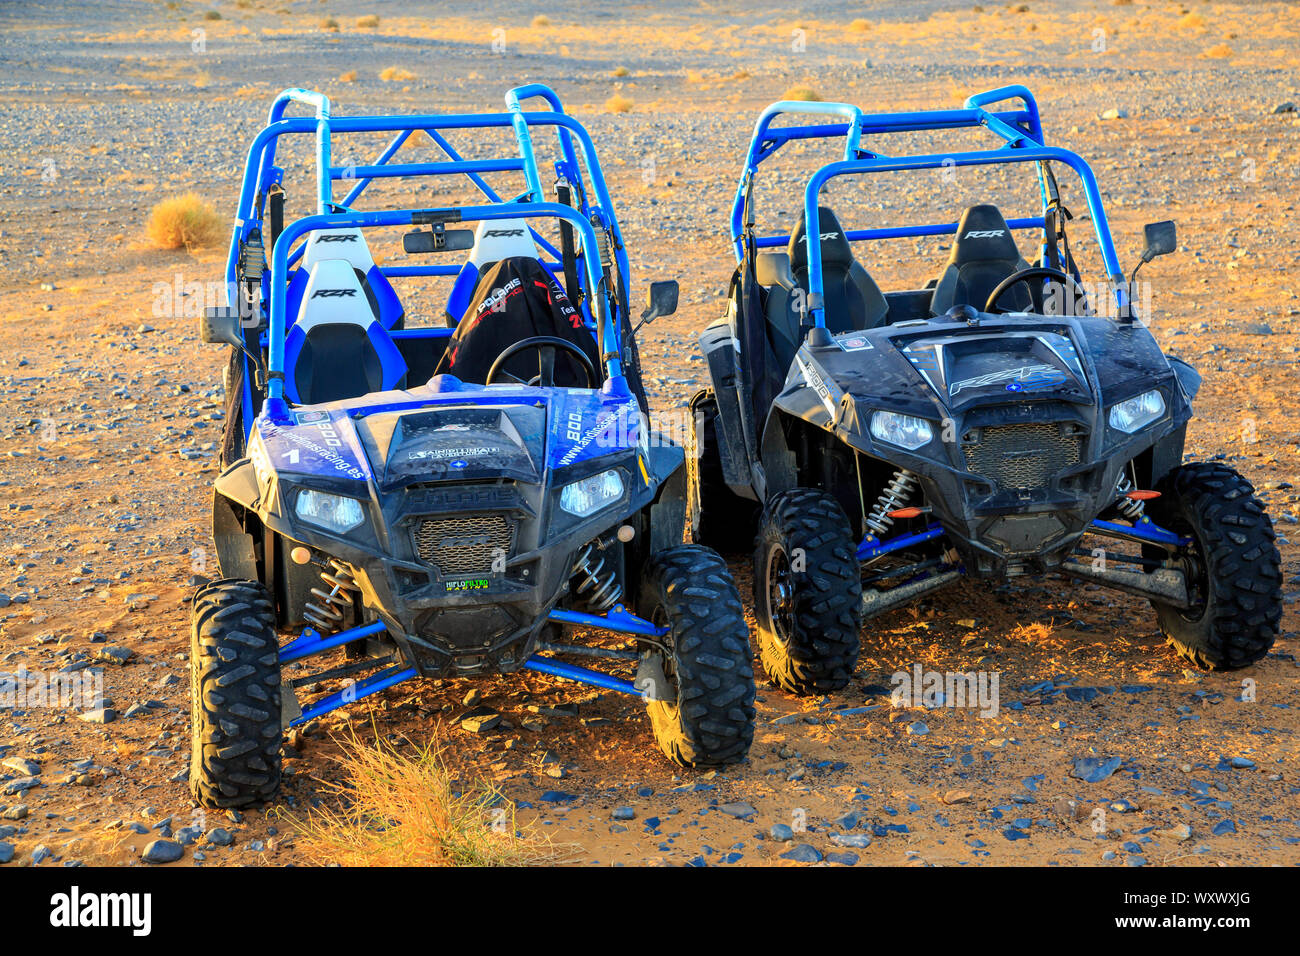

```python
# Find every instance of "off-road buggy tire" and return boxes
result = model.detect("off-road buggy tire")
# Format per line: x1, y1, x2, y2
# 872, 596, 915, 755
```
639, 545, 756, 767
754, 488, 862, 695
190, 578, 284, 808
686, 390, 758, 555
1146, 462, 1281, 670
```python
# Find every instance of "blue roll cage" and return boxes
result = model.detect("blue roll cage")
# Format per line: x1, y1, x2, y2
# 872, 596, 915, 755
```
224, 83, 635, 420
729, 85, 1131, 326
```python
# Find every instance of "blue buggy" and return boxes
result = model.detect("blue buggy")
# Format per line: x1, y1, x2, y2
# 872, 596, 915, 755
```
192, 85, 755, 808
690, 86, 1281, 694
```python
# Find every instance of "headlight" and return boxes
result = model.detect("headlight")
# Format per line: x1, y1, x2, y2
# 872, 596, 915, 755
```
295, 489, 365, 533
870, 411, 934, 450
559, 469, 625, 517
1108, 389, 1166, 433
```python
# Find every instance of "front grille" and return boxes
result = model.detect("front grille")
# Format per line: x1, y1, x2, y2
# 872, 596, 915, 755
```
963, 422, 1081, 490
414, 514, 514, 576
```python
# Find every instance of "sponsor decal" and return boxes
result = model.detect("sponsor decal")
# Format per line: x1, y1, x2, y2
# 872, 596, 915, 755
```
317, 233, 359, 243
311, 288, 356, 298
406, 446, 493, 461
964, 229, 1005, 239
839, 335, 873, 351
445, 578, 490, 591
481, 228, 525, 238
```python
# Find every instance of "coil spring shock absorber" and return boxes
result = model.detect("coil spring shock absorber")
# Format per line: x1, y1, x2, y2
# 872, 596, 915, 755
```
571, 541, 622, 612
865, 468, 919, 536
302, 559, 358, 634
1114, 470, 1145, 520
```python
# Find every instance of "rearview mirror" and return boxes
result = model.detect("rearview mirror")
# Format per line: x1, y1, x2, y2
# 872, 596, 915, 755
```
1142, 220, 1177, 259
645, 280, 678, 319
402, 227, 475, 254
201, 306, 245, 349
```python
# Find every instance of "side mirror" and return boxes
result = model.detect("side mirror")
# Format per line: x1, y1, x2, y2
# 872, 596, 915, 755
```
1142, 220, 1177, 260
402, 227, 474, 254
644, 280, 678, 319
201, 306, 245, 349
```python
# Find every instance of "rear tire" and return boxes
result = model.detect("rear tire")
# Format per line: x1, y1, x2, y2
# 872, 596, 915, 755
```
639, 545, 756, 767
754, 488, 862, 695
190, 579, 283, 808
687, 389, 758, 555
1146, 462, 1281, 670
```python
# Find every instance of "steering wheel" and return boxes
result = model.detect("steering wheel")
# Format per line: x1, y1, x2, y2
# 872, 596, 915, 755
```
485, 336, 598, 388
984, 266, 1089, 315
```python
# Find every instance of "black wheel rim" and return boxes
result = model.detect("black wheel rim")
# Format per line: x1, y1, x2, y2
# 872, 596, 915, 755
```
764, 544, 796, 647
649, 605, 680, 704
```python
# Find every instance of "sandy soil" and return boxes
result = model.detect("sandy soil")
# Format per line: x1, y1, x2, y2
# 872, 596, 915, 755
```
0, 0, 1298, 867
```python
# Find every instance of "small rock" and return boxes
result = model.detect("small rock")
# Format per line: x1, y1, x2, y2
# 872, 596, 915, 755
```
93, 646, 133, 665
612, 807, 635, 821
779, 843, 822, 864
830, 833, 872, 849
204, 827, 235, 847
460, 713, 501, 734
462, 688, 482, 707
1, 757, 39, 776
1155, 823, 1192, 841
79, 708, 117, 724
2, 777, 40, 796
142, 840, 184, 864
1, 805, 29, 821
769, 823, 794, 842
942, 789, 973, 805
717, 801, 756, 819
1271, 102, 1296, 114
0, 843, 13, 864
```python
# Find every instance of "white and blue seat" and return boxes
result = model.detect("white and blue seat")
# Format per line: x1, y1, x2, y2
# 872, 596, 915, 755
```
283, 259, 407, 405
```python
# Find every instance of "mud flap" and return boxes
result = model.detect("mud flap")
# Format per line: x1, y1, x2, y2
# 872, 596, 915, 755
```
280, 681, 302, 729
634, 652, 671, 702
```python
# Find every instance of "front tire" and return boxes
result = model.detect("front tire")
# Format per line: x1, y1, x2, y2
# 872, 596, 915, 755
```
754, 488, 862, 695
190, 579, 283, 808
1146, 462, 1281, 670
639, 545, 756, 767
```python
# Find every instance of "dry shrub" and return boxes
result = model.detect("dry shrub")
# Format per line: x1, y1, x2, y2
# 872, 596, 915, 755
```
146, 193, 223, 251
355, 14, 380, 28
605, 94, 634, 113
783, 85, 821, 102
320, 17, 338, 31
531, 14, 550, 27
1200, 43, 1233, 59
379, 66, 416, 82
292, 733, 563, 867
338, 69, 357, 83
611, 65, 629, 77
848, 18, 870, 31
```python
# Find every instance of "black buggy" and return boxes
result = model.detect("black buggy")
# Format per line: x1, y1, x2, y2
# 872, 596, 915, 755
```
690, 86, 1282, 695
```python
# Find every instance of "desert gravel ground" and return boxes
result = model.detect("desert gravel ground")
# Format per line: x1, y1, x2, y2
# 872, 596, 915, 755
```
0, 0, 1299, 867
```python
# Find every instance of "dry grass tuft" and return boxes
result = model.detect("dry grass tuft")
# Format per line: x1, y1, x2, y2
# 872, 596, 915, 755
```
1200, 43, 1233, 59
379, 66, 417, 82
531, 14, 550, 27
291, 732, 564, 867
611, 65, 629, 77
338, 69, 357, 83
146, 193, 223, 251
355, 14, 380, 28
320, 17, 338, 32
605, 94, 634, 113
848, 18, 871, 32
783, 85, 822, 102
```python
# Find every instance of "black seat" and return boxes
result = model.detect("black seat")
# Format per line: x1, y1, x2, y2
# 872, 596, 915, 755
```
763, 206, 888, 373
434, 255, 599, 386
930, 204, 1032, 314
